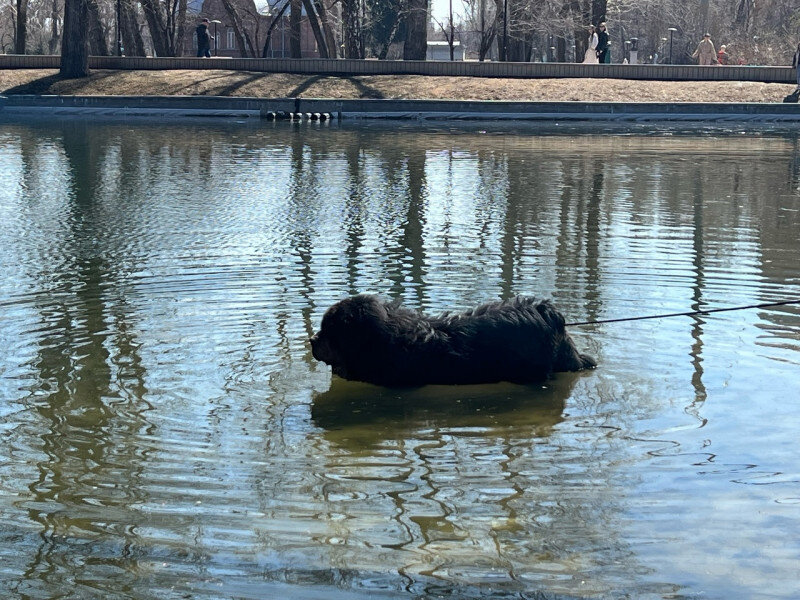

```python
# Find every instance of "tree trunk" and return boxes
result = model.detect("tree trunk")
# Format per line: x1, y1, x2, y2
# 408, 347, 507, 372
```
734, 0, 754, 31
314, 0, 337, 58
262, 1, 290, 58
341, 0, 360, 58
403, 0, 428, 60
556, 36, 566, 62
87, 0, 109, 55
698, 0, 709, 37
301, 0, 328, 58
377, 16, 402, 60
48, 0, 61, 54
61, 0, 89, 77
474, 0, 496, 61
175, 0, 187, 56
493, 0, 506, 61
15, 0, 27, 54
121, 0, 146, 56
289, 0, 301, 58
591, 0, 606, 26
139, 0, 170, 56
220, 0, 256, 56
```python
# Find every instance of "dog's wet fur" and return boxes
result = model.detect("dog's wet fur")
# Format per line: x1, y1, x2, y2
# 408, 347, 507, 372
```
310, 294, 596, 386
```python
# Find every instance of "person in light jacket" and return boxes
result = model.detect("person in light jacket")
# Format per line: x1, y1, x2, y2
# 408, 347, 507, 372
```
583, 26, 599, 64
692, 33, 716, 65
793, 41, 800, 88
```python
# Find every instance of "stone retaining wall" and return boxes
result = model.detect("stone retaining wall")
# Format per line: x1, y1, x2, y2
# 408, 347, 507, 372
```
3, 94, 800, 122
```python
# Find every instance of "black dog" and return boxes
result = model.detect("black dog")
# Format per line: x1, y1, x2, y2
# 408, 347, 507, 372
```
310, 294, 596, 386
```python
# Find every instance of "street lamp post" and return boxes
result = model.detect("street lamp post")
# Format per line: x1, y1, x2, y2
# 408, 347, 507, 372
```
211, 19, 221, 56
668, 27, 677, 64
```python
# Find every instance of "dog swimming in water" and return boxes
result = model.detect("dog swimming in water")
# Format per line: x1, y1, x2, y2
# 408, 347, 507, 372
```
310, 294, 596, 386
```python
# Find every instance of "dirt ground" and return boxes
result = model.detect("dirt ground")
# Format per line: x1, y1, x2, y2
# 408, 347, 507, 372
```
0, 68, 796, 102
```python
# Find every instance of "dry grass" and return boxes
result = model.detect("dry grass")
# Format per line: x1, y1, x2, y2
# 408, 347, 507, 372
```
0, 68, 796, 102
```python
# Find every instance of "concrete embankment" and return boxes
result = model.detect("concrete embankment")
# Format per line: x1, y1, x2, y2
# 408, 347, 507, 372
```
2, 94, 800, 122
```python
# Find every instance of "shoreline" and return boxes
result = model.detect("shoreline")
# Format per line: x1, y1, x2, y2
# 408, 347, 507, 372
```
3, 94, 800, 123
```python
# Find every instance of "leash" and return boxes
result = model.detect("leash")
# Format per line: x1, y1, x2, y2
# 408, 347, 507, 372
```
567, 299, 800, 327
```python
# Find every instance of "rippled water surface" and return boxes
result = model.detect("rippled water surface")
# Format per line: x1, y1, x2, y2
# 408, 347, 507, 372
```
1, 117, 799, 599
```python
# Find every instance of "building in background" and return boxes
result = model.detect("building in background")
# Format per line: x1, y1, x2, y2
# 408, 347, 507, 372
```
426, 41, 464, 61
185, 0, 320, 58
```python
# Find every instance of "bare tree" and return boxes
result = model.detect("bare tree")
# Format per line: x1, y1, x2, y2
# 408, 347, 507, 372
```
431, 0, 458, 60
15, 0, 27, 52
60, 0, 88, 76
220, 0, 257, 56
262, 0, 289, 57
289, 0, 300, 57
301, 0, 328, 57
138, 0, 186, 56
403, 0, 427, 60
87, 0, 108, 55
120, 0, 146, 55
463, 0, 497, 61
341, 0, 362, 58
47, 0, 60, 53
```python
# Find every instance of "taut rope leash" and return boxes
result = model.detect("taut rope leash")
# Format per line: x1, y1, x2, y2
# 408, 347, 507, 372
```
567, 299, 800, 327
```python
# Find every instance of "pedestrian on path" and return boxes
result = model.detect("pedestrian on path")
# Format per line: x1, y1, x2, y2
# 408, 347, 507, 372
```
793, 41, 800, 87
583, 25, 599, 64
692, 33, 716, 65
597, 23, 610, 64
196, 18, 211, 58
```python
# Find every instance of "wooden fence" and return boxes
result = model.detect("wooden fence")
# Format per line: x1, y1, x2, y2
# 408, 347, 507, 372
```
0, 54, 794, 83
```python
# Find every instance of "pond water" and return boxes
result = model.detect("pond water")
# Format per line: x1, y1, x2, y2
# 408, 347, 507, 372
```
0, 117, 799, 599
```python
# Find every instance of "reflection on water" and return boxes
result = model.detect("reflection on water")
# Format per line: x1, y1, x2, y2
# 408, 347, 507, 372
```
312, 378, 572, 446
0, 117, 799, 599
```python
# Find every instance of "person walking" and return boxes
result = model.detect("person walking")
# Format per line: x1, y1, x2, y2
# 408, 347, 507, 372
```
717, 44, 730, 65
692, 33, 716, 65
583, 26, 599, 63
196, 18, 212, 58
596, 22, 610, 64
793, 41, 800, 88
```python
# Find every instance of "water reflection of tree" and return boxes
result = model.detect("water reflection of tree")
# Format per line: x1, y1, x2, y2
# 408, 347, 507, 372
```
389, 150, 427, 306
307, 374, 639, 596
555, 157, 603, 325
16, 123, 151, 595
689, 171, 708, 405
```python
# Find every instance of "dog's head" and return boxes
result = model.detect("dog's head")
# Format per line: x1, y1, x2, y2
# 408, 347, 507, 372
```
310, 295, 391, 379
536, 300, 597, 373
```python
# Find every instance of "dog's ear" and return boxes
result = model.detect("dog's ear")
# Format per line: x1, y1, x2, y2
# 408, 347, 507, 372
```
324, 295, 389, 335
536, 300, 566, 331
350, 294, 390, 323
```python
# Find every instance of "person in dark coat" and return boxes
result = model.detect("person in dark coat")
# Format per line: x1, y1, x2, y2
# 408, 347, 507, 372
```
196, 18, 211, 58
596, 22, 610, 64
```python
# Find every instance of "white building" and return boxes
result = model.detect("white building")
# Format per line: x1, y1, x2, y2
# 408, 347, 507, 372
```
426, 41, 464, 61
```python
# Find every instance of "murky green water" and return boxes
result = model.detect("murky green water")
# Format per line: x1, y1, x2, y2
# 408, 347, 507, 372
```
0, 117, 799, 599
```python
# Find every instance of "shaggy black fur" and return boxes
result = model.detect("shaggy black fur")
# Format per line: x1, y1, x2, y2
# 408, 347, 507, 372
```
310, 294, 596, 386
